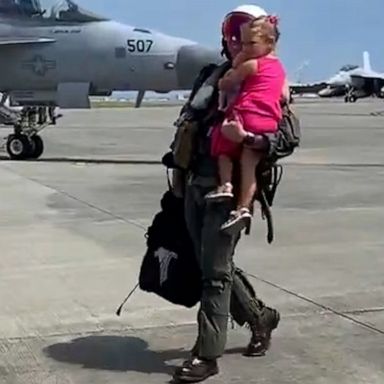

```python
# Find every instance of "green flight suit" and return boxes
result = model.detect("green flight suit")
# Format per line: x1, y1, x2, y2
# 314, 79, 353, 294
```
174, 61, 278, 360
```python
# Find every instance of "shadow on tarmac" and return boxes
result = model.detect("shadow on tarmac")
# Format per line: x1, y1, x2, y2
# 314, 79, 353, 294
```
44, 335, 245, 376
44, 336, 189, 375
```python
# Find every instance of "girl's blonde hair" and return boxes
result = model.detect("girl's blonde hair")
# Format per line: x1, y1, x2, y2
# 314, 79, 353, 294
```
241, 16, 279, 48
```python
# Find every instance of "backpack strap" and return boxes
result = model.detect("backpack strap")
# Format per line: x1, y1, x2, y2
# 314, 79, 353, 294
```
247, 161, 284, 244
166, 168, 172, 190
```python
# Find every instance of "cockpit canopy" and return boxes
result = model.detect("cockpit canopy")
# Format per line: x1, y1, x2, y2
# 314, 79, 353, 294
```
0, 0, 107, 22
339, 64, 359, 72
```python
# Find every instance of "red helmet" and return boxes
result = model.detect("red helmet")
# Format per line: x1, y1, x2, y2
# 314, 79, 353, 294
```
222, 5, 268, 43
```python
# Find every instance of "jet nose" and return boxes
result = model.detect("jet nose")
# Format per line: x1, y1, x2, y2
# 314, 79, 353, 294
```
176, 44, 224, 89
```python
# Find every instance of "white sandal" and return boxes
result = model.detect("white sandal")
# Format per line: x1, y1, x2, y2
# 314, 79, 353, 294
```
205, 183, 234, 202
221, 207, 252, 235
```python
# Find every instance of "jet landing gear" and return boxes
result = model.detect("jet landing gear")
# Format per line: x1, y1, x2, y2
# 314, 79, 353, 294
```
6, 132, 44, 160
344, 94, 357, 103
344, 87, 357, 103
1, 106, 61, 160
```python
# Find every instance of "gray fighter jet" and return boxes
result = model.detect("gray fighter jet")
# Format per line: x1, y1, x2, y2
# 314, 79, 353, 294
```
0, 0, 222, 160
318, 52, 384, 102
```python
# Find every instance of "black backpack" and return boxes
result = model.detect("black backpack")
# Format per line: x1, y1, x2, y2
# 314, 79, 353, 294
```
138, 189, 202, 308
269, 103, 301, 162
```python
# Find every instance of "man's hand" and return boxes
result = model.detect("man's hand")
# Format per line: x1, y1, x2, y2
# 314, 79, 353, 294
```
221, 119, 247, 143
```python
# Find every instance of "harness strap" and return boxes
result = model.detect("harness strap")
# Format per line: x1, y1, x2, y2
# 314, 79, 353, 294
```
252, 162, 284, 243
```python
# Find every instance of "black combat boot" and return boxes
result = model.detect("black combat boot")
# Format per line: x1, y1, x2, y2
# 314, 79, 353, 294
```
173, 357, 219, 383
244, 307, 280, 357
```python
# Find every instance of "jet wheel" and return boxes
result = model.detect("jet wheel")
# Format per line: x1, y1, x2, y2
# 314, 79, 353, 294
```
6, 134, 32, 160
29, 135, 44, 159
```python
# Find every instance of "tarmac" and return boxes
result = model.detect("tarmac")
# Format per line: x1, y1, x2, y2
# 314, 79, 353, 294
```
1, 98, 384, 383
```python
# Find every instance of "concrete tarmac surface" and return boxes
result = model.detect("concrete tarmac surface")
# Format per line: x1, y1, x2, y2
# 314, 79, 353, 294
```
1, 98, 384, 383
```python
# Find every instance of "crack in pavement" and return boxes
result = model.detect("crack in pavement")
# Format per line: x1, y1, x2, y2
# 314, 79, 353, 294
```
247, 273, 384, 336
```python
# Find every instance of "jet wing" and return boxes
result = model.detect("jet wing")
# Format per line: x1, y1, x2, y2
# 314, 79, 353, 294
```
350, 73, 384, 96
0, 37, 55, 46
350, 72, 384, 81
290, 82, 327, 94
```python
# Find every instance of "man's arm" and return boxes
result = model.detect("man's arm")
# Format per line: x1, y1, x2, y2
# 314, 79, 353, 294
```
220, 117, 268, 151
177, 63, 219, 116
169, 64, 221, 196
169, 63, 223, 154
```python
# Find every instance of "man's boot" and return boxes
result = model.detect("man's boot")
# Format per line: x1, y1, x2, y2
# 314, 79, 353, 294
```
173, 358, 219, 383
244, 307, 280, 357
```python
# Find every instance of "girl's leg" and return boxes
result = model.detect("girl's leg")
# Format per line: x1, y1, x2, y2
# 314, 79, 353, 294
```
221, 148, 262, 235
218, 91, 227, 111
238, 148, 262, 210
206, 119, 241, 202
205, 155, 234, 201
218, 155, 233, 187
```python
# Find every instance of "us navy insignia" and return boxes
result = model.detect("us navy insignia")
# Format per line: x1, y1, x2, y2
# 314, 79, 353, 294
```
22, 55, 56, 76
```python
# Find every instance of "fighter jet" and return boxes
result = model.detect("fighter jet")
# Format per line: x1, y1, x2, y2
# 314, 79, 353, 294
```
318, 52, 384, 102
0, 0, 223, 160
347, 52, 384, 102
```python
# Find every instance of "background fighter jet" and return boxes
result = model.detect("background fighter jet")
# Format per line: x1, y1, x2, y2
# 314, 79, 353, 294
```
348, 52, 384, 102
0, 0, 222, 160
317, 64, 361, 100
318, 52, 384, 102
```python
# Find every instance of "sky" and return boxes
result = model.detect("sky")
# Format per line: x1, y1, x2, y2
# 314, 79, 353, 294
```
76, 0, 384, 82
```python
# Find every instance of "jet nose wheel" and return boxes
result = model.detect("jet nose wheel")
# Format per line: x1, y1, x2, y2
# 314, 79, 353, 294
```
6, 134, 32, 160
345, 89, 357, 103
345, 95, 357, 103
29, 135, 44, 159
5, 134, 45, 160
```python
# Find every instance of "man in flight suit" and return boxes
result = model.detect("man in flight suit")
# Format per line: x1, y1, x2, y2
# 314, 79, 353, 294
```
172, 4, 288, 383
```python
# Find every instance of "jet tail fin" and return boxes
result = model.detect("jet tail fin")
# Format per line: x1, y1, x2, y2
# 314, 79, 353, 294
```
363, 51, 372, 72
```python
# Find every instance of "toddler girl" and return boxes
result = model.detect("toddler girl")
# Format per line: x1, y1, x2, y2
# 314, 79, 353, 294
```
206, 16, 286, 234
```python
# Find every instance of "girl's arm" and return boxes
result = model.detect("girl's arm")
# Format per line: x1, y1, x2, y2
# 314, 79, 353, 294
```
219, 59, 258, 90
281, 77, 290, 103
237, 59, 258, 80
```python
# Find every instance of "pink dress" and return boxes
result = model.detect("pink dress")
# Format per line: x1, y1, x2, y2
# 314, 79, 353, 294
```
211, 56, 286, 158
